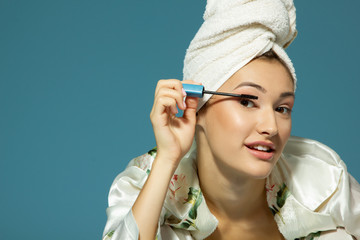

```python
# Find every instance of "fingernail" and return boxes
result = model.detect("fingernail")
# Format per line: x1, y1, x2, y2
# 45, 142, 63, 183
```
182, 88, 187, 96
183, 100, 186, 109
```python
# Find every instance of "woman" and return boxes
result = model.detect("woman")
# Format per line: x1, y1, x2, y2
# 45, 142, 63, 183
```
103, 0, 360, 239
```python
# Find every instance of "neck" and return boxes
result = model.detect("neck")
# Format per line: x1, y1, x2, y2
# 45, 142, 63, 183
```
196, 137, 270, 222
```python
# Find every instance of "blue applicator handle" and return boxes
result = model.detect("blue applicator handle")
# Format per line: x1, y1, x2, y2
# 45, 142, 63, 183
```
182, 84, 205, 98
182, 83, 258, 99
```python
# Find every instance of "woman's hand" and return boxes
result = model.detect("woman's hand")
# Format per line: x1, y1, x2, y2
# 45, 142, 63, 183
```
132, 79, 199, 240
150, 79, 199, 167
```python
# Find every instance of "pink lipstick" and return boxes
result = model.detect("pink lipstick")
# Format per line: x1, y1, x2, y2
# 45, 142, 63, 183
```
245, 141, 275, 161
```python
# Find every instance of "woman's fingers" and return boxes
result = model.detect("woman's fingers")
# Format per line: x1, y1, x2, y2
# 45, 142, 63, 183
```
155, 88, 186, 110
180, 80, 200, 121
182, 96, 198, 122
151, 96, 177, 121
149, 79, 202, 164
154, 79, 183, 100
151, 79, 200, 124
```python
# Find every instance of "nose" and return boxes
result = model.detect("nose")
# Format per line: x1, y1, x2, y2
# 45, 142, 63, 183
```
256, 108, 278, 138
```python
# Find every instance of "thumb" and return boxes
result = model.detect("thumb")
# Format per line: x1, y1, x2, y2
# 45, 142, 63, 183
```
182, 96, 198, 123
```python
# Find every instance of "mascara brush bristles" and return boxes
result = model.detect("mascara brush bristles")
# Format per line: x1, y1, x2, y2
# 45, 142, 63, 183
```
203, 90, 258, 99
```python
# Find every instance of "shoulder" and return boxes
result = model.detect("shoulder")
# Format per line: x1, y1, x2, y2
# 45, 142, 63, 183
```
283, 136, 343, 167
126, 147, 158, 174
274, 136, 346, 211
268, 136, 360, 239
274, 136, 360, 218
107, 147, 157, 206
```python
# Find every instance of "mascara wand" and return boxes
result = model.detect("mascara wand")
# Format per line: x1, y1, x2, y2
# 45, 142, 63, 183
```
182, 83, 258, 99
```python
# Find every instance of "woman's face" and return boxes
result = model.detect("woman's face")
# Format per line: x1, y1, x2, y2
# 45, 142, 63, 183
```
196, 57, 294, 179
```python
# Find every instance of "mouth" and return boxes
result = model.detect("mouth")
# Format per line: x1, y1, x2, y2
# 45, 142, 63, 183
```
245, 142, 276, 160
246, 144, 274, 153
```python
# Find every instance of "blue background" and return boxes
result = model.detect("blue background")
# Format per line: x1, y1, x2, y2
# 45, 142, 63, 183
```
1, 0, 359, 239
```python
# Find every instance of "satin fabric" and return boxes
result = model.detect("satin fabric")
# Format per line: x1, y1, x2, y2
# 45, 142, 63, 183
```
103, 136, 360, 239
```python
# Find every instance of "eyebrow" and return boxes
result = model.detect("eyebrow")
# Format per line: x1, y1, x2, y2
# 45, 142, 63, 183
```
233, 82, 267, 93
234, 81, 295, 99
280, 92, 295, 99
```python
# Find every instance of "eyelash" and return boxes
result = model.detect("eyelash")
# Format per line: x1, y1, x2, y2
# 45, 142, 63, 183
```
239, 98, 255, 108
239, 98, 292, 115
276, 106, 292, 115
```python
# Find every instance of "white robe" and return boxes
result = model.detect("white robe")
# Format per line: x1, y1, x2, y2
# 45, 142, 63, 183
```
103, 136, 360, 240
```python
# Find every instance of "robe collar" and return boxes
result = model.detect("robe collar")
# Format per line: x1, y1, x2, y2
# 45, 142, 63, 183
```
161, 136, 343, 239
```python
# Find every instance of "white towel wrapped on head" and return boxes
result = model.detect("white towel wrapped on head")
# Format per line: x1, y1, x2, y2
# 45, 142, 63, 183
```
183, 0, 297, 110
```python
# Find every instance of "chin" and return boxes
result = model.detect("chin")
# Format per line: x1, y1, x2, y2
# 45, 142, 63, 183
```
250, 170, 273, 179
243, 161, 276, 179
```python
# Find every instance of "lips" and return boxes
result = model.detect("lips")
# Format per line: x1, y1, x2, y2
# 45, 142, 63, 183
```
245, 141, 276, 160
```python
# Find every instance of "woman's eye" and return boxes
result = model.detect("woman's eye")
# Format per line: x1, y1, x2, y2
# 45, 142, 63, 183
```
276, 107, 292, 115
240, 99, 255, 108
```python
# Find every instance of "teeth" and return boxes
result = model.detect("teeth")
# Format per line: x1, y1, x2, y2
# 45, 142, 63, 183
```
252, 145, 271, 152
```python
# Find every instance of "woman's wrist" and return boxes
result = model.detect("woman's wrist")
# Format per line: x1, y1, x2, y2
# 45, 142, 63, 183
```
152, 154, 180, 175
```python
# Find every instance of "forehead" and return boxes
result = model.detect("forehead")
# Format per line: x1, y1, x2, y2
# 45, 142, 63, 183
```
219, 57, 294, 92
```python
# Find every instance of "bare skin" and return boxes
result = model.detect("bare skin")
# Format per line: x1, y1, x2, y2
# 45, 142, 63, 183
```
132, 79, 200, 240
197, 57, 294, 239
132, 57, 294, 240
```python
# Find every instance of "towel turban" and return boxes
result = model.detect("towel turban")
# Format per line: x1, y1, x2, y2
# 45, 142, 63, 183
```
183, 0, 297, 110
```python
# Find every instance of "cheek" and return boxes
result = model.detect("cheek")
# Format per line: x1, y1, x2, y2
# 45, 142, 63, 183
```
278, 117, 292, 148
206, 102, 253, 144
281, 118, 292, 137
